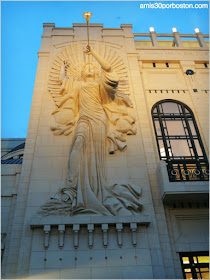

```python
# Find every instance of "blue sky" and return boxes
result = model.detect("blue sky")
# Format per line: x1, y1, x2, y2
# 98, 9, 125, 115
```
1, 1, 209, 138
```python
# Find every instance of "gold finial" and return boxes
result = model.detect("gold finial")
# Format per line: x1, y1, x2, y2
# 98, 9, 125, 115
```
83, 12, 92, 24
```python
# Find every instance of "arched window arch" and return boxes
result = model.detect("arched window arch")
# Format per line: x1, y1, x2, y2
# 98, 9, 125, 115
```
152, 99, 209, 181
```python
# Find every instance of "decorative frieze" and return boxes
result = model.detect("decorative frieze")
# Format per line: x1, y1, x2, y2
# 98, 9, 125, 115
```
146, 89, 188, 94
146, 89, 208, 95
137, 49, 209, 61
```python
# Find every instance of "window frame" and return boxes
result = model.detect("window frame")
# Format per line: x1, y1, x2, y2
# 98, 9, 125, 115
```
179, 251, 209, 279
152, 99, 209, 182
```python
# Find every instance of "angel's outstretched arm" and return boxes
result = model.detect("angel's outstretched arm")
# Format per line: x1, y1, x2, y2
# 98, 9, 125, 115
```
85, 47, 111, 72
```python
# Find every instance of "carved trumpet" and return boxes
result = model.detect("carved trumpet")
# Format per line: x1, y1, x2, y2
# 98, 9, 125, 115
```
83, 12, 92, 48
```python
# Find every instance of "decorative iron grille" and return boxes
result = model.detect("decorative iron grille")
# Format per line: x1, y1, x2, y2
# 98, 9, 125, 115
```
167, 159, 209, 182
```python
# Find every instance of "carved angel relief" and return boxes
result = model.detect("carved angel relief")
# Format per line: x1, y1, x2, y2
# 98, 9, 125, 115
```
40, 43, 142, 217
48, 43, 136, 154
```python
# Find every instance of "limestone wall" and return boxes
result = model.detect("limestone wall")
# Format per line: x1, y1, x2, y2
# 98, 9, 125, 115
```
1, 164, 21, 277
1, 23, 209, 279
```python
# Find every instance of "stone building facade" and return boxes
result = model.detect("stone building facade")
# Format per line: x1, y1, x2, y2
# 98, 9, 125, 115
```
1, 23, 209, 279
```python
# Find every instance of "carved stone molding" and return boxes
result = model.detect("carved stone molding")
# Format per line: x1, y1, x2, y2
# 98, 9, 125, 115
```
137, 49, 209, 61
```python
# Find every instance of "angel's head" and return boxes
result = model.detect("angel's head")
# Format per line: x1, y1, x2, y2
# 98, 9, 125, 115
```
81, 63, 97, 81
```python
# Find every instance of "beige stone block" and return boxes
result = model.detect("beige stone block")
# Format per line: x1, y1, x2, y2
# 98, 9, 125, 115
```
128, 167, 147, 179
29, 269, 59, 279
34, 145, 66, 157
30, 167, 63, 181
27, 192, 52, 207
107, 167, 129, 180
19, 176, 30, 184
92, 267, 123, 279
60, 268, 91, 279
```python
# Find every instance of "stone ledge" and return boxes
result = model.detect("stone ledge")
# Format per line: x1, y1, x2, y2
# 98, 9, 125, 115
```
30, 215, 151, 249
30, 215, 151, 228
73, 23, 103, 28
43, 23, 55, 28
121, 24, 133, 28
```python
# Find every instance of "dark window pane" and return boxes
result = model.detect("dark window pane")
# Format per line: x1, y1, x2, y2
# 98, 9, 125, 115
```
188, 120, 197, 135
184, 107, 190, 114
154, 120, 161, 136
158, 140, 166, 158
170, 140, 194, 157
161, 102, 181, 114
194, 139, 204, 157
165, 120, 187, 135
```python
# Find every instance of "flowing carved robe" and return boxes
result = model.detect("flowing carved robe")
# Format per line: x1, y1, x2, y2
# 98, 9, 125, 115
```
52, 69, 142, 216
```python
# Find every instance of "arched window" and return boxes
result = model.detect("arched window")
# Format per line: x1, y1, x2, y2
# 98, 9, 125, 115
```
152, 100, 209, 181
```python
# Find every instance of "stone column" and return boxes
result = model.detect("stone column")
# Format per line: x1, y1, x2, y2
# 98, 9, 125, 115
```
150, 31, 159, 47
173, 32, 183, 47
196, 32, 208, 48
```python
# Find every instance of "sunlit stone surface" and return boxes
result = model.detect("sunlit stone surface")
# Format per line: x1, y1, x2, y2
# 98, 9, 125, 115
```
1, 22, 209, 279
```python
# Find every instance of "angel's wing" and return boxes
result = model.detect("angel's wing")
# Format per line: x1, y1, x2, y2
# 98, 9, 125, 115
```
48, 44, 85, 136
96, 45, 136, 154
98, 45, 130, 94
48, 45, 83, 107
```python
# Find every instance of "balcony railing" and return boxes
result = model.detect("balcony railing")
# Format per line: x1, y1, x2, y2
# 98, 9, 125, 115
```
158, 160, 209, 202
134, 30, 209, 48
167, 159, 209, 182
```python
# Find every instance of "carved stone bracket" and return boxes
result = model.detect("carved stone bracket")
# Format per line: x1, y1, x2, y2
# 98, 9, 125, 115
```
43, 225, 51, 249
58, 224, 65, 248
101, 224, 109, 247
130, 222, 137, 246
30, 216, 150, 250
116, 223, 123, 247
73, 224, 80, 249
87, 224, 94, 248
